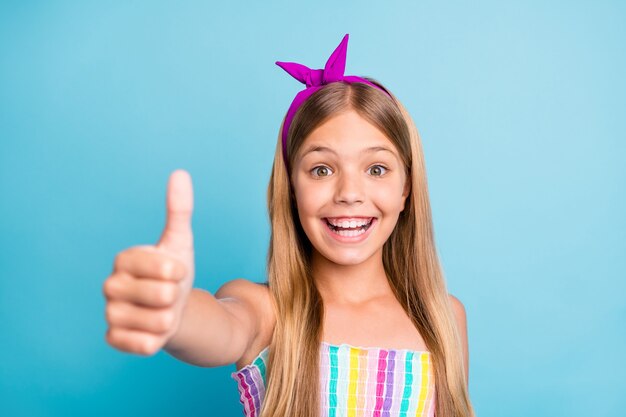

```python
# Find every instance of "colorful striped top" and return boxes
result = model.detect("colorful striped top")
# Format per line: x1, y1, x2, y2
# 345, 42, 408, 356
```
231, 341, 436, 417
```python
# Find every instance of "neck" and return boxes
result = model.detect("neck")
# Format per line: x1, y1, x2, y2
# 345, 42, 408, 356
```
311, 247, 393, 305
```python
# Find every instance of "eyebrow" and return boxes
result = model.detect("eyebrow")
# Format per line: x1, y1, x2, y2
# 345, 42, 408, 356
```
300, 145, 396, 157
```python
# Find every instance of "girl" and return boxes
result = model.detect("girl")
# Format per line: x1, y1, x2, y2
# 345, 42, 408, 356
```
103, 34, 475, 417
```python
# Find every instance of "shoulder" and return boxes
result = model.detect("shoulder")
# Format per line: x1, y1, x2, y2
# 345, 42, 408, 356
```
448, 293, 469, 382
215, 278, 274, 324
448, 294, 466, 322
215, 277, 270, 301
215, 278, 276, 347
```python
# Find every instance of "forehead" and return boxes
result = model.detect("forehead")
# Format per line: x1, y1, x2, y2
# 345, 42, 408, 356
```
297, 110, 399, 158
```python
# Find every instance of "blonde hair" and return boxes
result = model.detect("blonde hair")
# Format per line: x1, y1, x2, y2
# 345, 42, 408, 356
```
262, 81, 475, 417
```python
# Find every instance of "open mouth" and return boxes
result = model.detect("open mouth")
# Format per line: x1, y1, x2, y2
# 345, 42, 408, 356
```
324, 218, 375, 237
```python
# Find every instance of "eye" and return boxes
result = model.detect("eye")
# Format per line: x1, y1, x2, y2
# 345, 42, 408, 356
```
311, 165, 333, 177
368, 165, 388, 177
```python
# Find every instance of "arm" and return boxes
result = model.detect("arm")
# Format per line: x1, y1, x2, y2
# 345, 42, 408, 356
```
449, 294, 469, 385
164, 279, 274, 368
104, 172, 274, 366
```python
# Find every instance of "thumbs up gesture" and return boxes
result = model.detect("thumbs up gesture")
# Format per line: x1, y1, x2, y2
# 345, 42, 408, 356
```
103, 170, 196, 355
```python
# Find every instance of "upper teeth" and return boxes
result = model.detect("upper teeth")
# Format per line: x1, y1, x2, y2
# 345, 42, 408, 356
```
327, 218, 371, 228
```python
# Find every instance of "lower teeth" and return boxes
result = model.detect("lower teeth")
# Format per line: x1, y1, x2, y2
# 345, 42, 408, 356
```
335, 228, 365, 237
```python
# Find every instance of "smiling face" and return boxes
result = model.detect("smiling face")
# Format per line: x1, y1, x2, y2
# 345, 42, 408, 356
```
291, 109, 410, 267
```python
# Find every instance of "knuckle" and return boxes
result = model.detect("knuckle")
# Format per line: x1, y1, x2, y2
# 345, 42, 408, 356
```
138, 336, 160, 356
113, 252, 125, 271
157, 255, 186, 281
106, 328, 124, 350
159, 259, 174, 280
159, 256, 184, 280
168, 284, 180, 303
154, 310, 175, 333
170, 260, 186, 280
105, 328, 115, 346
102, 278, 118, 299
155, 284, 178, 306
104, 304, 118, 325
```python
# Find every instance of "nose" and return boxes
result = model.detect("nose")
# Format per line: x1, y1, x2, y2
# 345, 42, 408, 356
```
334, 170, 365, 205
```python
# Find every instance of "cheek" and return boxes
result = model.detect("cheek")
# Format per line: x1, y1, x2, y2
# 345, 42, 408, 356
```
373, 185, 406, 211
294, 183, 327, 217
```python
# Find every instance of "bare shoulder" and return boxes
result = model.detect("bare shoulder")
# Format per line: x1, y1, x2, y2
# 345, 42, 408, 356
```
448, 293, 469, 383
215, 278, 276, 335
215, 279, 276, 365
215, 278, 271, 306
448, 294, 467, 321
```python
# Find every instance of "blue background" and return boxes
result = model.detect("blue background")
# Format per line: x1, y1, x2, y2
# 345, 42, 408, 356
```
1, 1, 624, 416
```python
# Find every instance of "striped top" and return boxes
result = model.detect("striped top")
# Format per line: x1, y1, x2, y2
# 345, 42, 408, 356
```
231, 341, 436, 417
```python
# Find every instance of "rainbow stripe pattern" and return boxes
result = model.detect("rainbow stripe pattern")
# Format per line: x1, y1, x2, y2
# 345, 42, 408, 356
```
231, 341, 436, 417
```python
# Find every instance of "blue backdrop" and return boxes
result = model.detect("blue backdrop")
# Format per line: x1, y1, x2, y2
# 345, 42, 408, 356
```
1, 1, 624, 416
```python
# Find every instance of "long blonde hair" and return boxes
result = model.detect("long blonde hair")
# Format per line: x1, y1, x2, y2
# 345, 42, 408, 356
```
262, 81, 475, 417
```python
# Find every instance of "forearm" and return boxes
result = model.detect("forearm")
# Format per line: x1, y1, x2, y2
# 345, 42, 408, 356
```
163, 288, 241, 367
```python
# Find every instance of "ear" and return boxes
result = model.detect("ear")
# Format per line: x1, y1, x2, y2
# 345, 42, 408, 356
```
400, 174, 411, 212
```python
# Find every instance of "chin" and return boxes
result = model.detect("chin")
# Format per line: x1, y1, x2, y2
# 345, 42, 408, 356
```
321, 249, 374, 267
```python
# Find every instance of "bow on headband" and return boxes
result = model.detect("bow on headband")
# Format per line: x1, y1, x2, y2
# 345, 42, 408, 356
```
276, 34, 391, 170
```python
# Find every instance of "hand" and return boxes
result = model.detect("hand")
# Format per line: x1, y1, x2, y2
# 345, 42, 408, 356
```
103, 170, 195, 355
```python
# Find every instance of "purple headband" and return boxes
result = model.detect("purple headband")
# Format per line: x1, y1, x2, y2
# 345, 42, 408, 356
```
276, 34, 392, 169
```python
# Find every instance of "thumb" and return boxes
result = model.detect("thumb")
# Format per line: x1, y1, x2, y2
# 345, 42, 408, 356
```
157, 169, 194, 253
